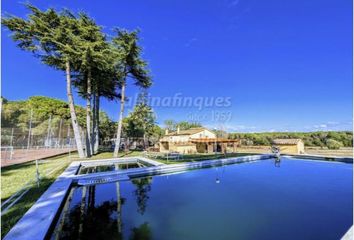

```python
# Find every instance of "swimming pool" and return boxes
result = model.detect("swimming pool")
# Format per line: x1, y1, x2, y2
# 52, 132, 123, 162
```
50, 157, 353, 240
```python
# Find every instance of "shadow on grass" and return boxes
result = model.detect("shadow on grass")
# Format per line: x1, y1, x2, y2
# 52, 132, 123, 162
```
1, 153, 73, 176
1, 176, 56, 238
1, 161, 70, 238
1, 161, 38, 176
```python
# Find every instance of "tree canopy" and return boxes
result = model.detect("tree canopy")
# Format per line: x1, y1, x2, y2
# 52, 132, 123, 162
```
163, 120, 202, 131
228, 131, 353, 148
123, 93, 163, 141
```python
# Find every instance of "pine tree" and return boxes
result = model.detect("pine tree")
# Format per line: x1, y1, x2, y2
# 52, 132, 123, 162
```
111, 29, 152, 157
2, 4, 87, 158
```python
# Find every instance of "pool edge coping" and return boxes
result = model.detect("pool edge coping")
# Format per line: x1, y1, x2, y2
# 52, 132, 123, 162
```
341, 226, 353, 240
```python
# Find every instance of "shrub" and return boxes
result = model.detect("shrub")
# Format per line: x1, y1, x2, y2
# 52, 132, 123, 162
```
326, 139, 343, 150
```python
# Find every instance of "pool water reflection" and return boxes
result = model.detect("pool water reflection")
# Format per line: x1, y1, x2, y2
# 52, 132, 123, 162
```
79, 163, 142, 175
51, 158, 353, 240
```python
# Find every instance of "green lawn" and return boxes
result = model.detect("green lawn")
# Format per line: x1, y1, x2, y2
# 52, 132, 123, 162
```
1, 150, 256, 237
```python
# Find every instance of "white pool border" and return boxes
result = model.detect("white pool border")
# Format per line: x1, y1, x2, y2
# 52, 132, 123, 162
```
4, 154, 352, 240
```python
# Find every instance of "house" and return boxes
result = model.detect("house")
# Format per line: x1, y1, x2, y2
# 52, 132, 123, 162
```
272, 139, 305, 154
159, 127, 239, 154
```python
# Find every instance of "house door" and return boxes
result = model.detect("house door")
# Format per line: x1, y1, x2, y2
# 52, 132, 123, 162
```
216, 143, 222, 153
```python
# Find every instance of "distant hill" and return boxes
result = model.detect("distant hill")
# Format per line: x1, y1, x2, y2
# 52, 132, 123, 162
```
229, 131, 353, 149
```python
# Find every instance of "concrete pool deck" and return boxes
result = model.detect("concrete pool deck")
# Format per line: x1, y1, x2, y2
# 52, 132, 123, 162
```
342, 226, 353, 240
4, 154, 352, 240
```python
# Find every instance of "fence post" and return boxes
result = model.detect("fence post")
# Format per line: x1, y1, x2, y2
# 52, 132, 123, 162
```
10, 128, 14, 160
35, 159, 40, 187
27, 109, 33, 151
58, 118, 63, 148
46, 115, 52, 149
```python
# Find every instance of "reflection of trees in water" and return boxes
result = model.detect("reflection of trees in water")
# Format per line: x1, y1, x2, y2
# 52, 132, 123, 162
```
56, 180, 155, 240
116, 181, 127, 235
131, 177, 152, 215
58, 201, 83, 239
82, 200, 122, 239
129, 222, 152, 240
57, 185, 125, 240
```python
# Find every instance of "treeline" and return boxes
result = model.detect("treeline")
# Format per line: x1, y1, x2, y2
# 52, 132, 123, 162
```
1, 95, 164, 147
229, 131, 353, 148
163, 120, 202, 131
1, 96, 116, 143
121, 92, 163, 143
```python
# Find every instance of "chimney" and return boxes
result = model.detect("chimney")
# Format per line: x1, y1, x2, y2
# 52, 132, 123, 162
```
165, 129, 169, 135
177, 127, 180, 134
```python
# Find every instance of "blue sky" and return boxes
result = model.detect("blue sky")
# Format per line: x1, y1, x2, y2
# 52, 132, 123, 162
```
2, 0, 353, 132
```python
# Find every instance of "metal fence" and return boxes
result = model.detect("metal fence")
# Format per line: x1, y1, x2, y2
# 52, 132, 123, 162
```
2, 119, 77, 150
1, 110, 81, 164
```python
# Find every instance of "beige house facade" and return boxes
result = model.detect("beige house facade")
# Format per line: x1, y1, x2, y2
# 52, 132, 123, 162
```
159, 127, 239, 154
272, 139, 305, 154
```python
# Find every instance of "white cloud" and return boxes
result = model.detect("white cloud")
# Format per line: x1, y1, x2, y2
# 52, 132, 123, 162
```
311, 121, 353, 131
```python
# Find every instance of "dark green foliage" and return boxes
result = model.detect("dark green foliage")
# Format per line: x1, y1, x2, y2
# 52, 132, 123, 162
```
228, 131, 353, 147
2, 96, 85, 129
163, 120, 202, 131
72, 13, 119, 101
112, 29, 152, 156
112, 29, 152, 88
177, 121, 203, 130
2, 4, 82, 70
130, 222, 152, 240
123, 93, 161, 139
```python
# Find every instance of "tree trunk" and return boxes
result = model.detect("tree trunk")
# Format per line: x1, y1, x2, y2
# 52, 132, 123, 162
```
91, 92, 96, 154
143, 133, 146, 150
85, 69, 92, 157
93, 92, 100, 154
66, 61, 85, 158
113, 83, 126, 157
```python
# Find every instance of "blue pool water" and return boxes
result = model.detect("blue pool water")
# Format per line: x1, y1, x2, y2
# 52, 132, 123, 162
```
52, 158, 353, 240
